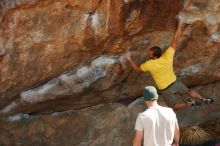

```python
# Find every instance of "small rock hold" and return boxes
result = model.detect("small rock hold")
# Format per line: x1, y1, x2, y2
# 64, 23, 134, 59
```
0, 48, 6, 57
211, 32, 220, 42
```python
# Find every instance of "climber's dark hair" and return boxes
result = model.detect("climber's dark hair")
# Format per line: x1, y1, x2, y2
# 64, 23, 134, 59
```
150, 46, 162, 58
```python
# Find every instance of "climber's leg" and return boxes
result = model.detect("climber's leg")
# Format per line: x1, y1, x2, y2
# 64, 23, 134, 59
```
161, 79, 203, 110
186, 88, 214, 104
173, 102, 190, 110
187, 89, 203, 100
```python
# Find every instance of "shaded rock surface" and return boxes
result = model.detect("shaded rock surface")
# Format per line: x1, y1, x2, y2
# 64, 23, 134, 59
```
0, 81, 219, 146
0, 103, 133, 146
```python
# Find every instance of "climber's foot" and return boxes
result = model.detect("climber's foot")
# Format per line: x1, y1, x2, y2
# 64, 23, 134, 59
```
186, 98, 202, 107
202, 97, 214, 104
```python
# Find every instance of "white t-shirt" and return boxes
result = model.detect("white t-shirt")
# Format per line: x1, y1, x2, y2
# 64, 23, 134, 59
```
135, 105, 177, 146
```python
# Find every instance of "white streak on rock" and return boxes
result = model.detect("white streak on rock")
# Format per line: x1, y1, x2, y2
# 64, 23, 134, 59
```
91, 12, 100, 30
178, 12, 202, 24
83, 14, 90, 22
38, 79, 58, 94
91, 56, 115, 66
211, 32, 220, 42
76, 66, 90, 78
0, 101, 17, 113
20, 56, 118, 104
180, 64, 203, 76
7, 113, 30, 122
205, 13, 220, 25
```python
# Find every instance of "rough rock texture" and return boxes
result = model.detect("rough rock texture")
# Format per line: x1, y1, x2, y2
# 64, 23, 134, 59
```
0, 0, 220, 145
0, 102, 134, 146
1, 0, 220, 115
0, 81, 219, 146
0, 0, 182, 111
0, 0, 219, 129
180, 0, 220, 42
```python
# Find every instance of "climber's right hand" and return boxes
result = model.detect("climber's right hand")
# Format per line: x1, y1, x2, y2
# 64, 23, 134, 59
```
122, 52, 132, 62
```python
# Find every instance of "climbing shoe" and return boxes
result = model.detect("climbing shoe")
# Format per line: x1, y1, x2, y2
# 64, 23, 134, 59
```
202, 97, 214, 104
186, 98, 202, 107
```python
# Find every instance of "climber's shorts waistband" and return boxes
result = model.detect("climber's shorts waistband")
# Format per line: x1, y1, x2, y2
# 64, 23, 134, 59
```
161, 80, 176, 91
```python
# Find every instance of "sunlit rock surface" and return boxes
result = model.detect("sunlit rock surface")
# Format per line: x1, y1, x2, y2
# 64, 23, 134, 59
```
180, 0, 220, 42
0, 0, 182, 111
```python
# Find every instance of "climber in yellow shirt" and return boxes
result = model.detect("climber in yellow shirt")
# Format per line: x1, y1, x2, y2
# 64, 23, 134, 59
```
125, 20, 214, 110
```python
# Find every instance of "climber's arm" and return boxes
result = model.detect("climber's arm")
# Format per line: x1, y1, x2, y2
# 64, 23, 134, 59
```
125, 56, 143, 74
171, 20, 184, 50
171, 0, 191, 50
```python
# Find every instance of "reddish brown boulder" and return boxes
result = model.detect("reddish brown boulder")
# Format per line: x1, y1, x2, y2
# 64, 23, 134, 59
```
0, 0, 220, 116
0, 0, 182, 111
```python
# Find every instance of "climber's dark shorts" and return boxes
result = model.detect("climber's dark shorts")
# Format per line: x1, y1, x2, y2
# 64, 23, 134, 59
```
160, 79, 190, 107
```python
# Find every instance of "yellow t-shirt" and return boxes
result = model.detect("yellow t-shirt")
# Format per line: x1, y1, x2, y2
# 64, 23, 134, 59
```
140, 46, 176, 90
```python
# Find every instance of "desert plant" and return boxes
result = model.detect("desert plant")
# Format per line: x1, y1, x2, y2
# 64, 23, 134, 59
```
180, 125, 213, 145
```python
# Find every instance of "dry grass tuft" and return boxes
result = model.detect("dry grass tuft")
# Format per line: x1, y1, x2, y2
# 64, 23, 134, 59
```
180, 125, 213, 145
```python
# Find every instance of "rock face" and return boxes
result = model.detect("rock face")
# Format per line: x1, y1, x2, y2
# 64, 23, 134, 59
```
2, 104, 129, 146
0, 0, 220, 145
176, 0, 220, 86
0, 81, 219, 146
180, 0, 220, 42
0, 102, 134, 146
1, 0, 220, 115
0, 0, 182, 111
